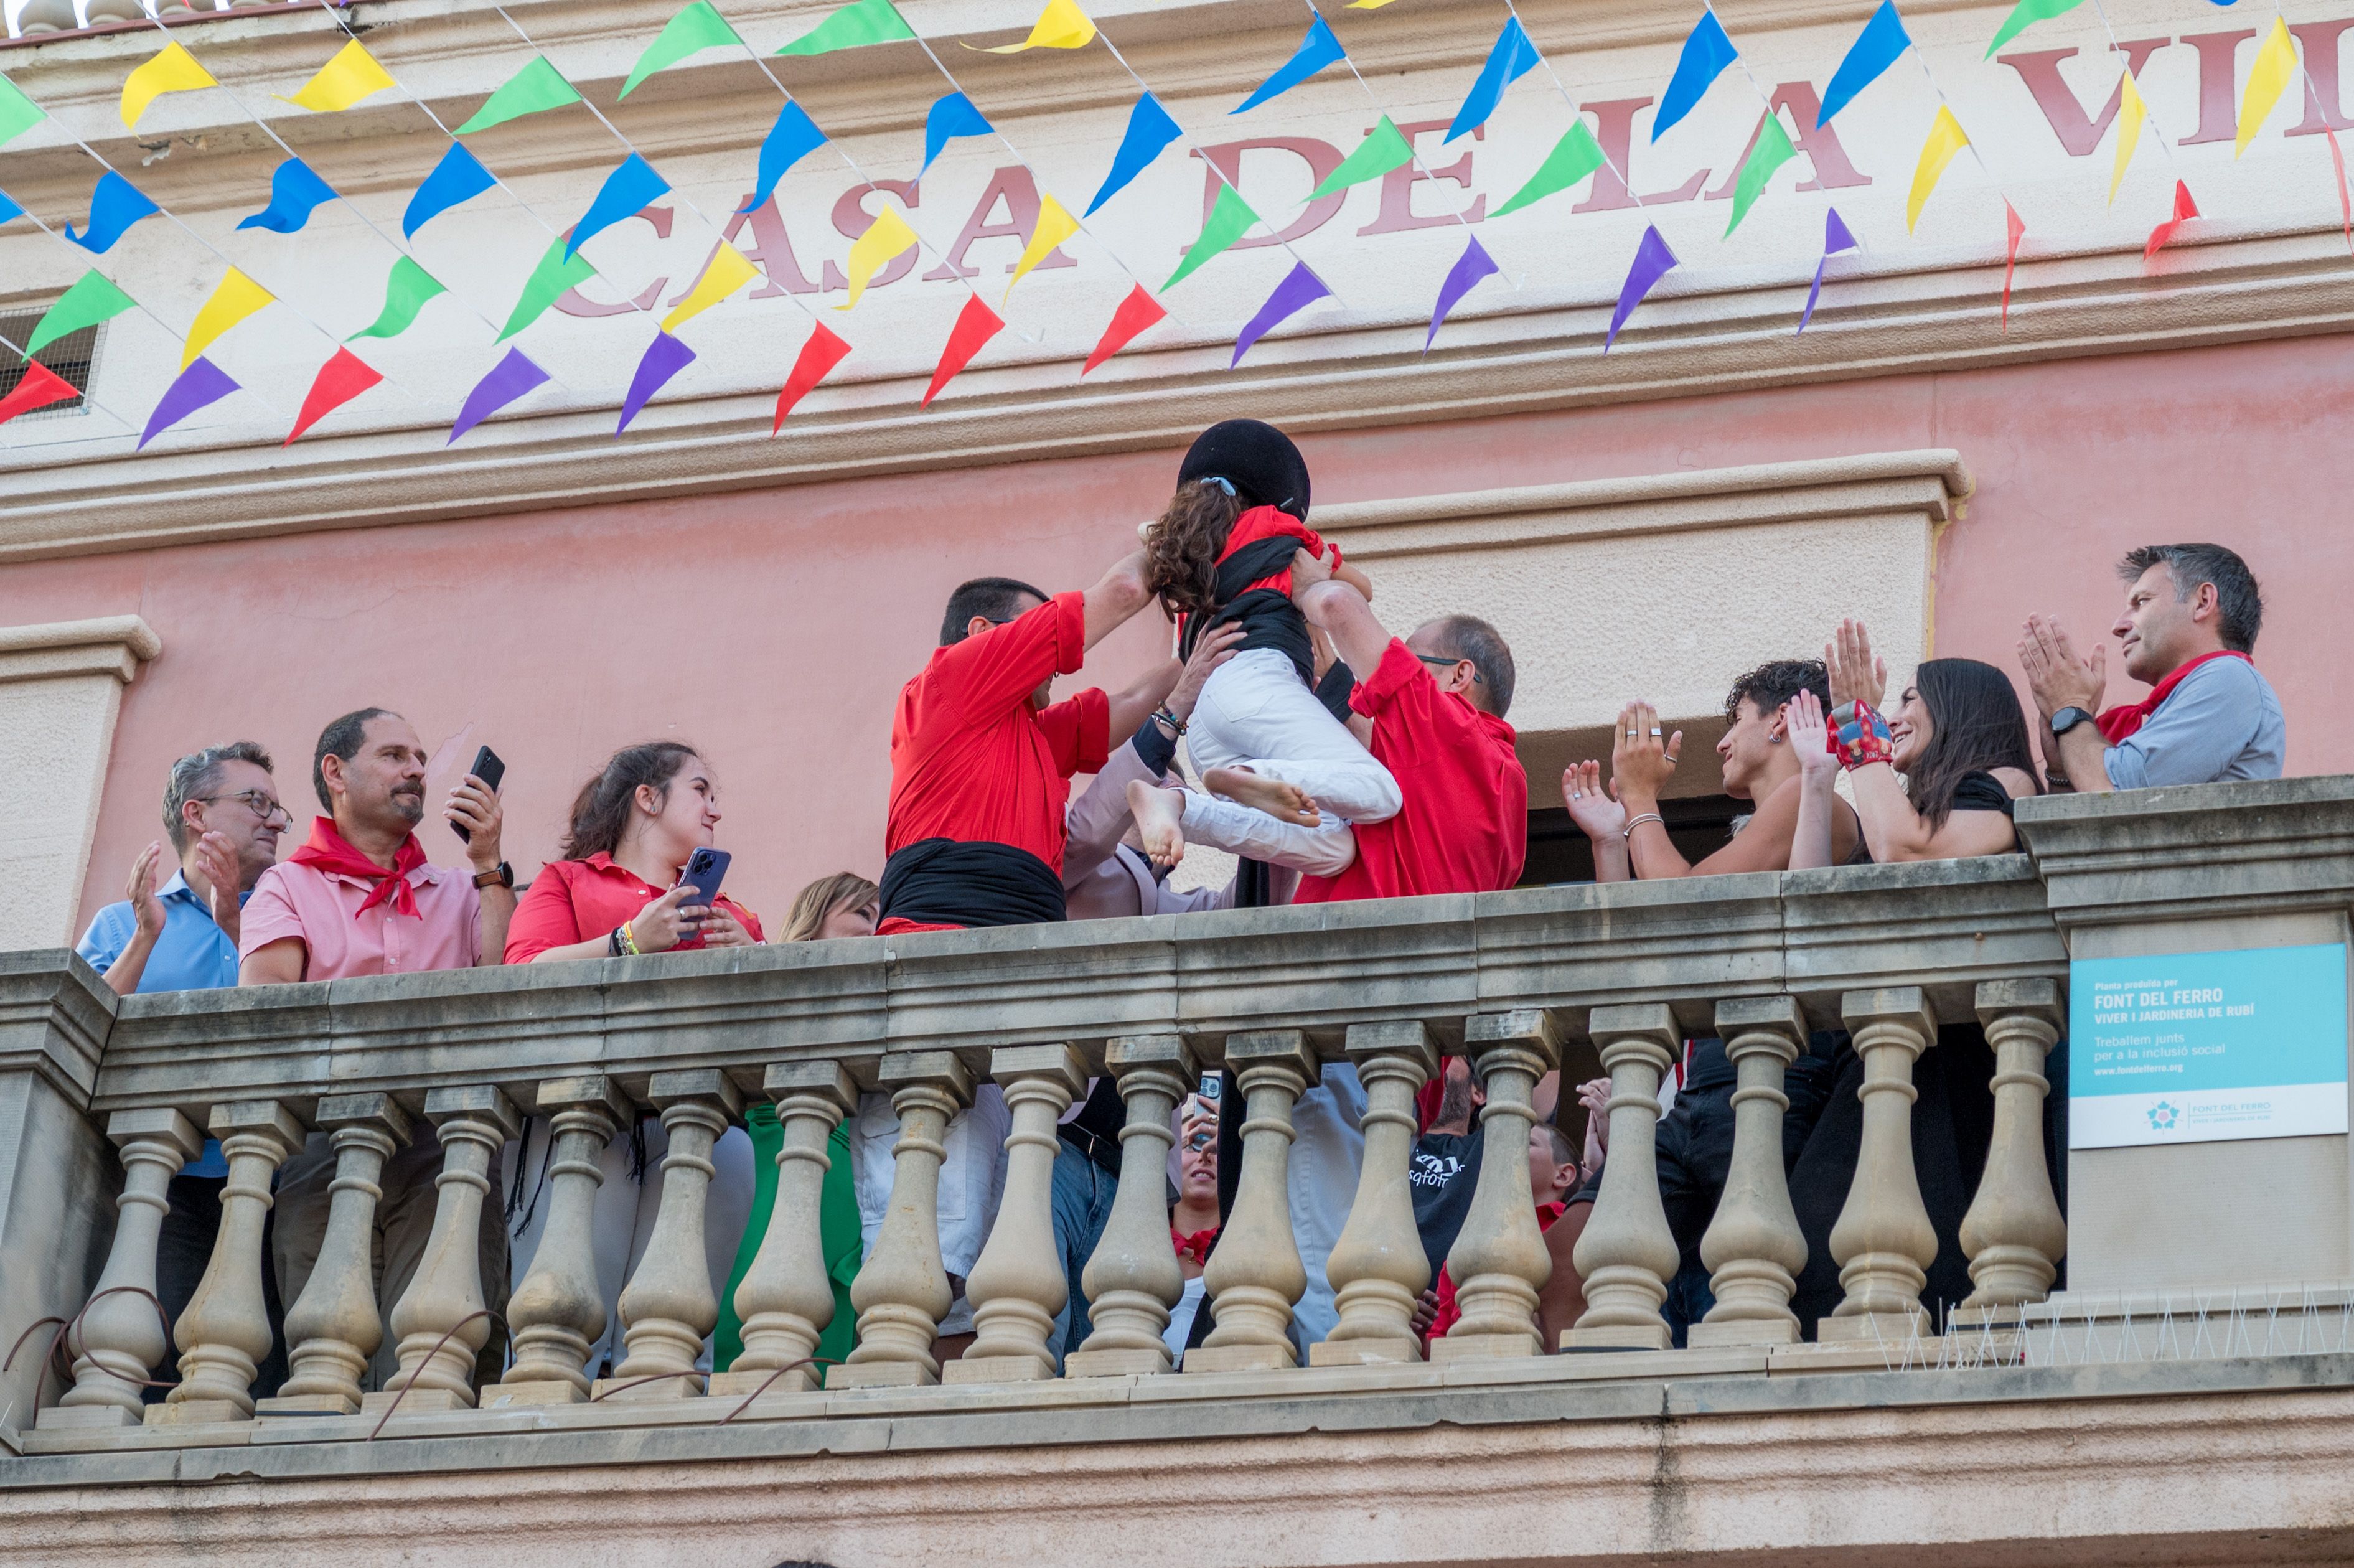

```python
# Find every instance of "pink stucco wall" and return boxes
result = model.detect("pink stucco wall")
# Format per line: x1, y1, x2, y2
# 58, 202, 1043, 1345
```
10, 332, 2343, 939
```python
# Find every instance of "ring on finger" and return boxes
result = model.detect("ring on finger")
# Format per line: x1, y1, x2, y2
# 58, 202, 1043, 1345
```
1649, 727, 1662, 737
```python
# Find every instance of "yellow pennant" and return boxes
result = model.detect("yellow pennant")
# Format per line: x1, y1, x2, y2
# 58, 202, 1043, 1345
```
2238, 16, 2298, 158
834, 207, 919, 311
121, 40, 217, 129
968, 0, 1095, 52
281, 40, 396, 114
183, 266, 274, 369
1906, 105, 1969, 232
2108, 70, 2147, 204
1346, 0, 1401, 8
660, 243, 761, 332
1005, 194, 1080, 301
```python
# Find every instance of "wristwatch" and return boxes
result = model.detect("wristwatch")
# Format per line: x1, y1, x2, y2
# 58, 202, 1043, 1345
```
473, 862, 513, 889
2050, 706, 2096, 736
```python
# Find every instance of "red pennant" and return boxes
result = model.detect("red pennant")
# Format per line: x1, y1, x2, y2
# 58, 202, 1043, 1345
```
0, 360, 80, 427
2142, 180, 2199, 268
2000, 200, 2025, 335
1082, 283, 1168, 377
921, 294, 1005, 409
772, 322, 851, 434
2330, 128, 2353, 255
285, 348, 382, 446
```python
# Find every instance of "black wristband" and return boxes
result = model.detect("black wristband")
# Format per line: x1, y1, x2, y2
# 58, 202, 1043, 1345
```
608, 926, 626, 958
1132, 715, 1179, 779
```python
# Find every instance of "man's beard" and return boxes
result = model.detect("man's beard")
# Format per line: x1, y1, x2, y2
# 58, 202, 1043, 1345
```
388, 791, 425, 827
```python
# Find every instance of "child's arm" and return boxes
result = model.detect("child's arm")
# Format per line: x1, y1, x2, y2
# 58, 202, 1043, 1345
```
1785, 689, 1838, 871
1334, 558, 1373, 601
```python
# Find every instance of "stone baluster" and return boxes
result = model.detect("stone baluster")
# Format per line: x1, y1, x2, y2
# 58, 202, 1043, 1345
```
598, 1070, 743, 1401
83, 0, 149, 24
1565, 1005, 1681, 1351
40, 1109, 202, 1429
1692, 997, 1809, 1348
492, 1077, 631, 1406
1434, 1009, 1564, 1361
368, 1087, 521, 1414
16, 0, 81, 34
1186, 1030, 1318, 1375
1066, 1034, 1196, 1379
708, 1062, 859, 1401
832, 1052, 975, 1389
1313, 1022, 1439, 1367
1821, 988, 1941, 1342
1958, 979, 2067, 1320
947, 1045, 1087, 1384
256, 1094, 416, 1415
148, 1101, 306, 1425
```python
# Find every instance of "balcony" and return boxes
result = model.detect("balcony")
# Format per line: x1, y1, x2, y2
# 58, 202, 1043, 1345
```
2, 777, 2352, 1565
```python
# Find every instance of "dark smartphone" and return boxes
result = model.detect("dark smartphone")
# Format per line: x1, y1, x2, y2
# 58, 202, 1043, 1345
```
1198, 1072, 1221, 1102
452, 745, 505, 844
677, 847, 731, 910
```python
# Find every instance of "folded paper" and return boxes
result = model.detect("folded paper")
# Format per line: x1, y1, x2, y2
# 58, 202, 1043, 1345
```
618, 331, 696, 432
1819, 0, 1910, 127
2238, 17, 2297, 158
1605, 223, 1677, 350
1087, 93, 1184, 215
457, 57, 581, 134
1309, 116, 1415, 200
286, 347, 382, 444
66, 171, 159, 255
1082, 282, 1166, 374
623, 1, 745, 98
743, 101, 827, 214
1007, 194, 1080, 299
922, 293, 1004, 406
1491, 121, 1606, 218
1654, 9, 1737, 143
1797, 206, 1859, 334
1165, 182, 1258, 289
184, 266, 273, 369
1232, 260, 1329, 366
1424, 233, 1497, 350
26, 271, 137, 359
404, 143, 497, 237
969, 0, 1095, 53
835, 207, 917, 309
1235, 15, 1345, 115
1447, 17, 1540, 143
1906, 104, 1969, 230
499, 235, 597, 340
449, 347, 550, 444
570, 153, 671, 259
777, 0, 916, 57
237, 157, 339, 235
664, 243, 760, 331
121, 40, 215, 129
139, 357, 238, 449
348, 256, 448, 342
281, 39, 395, 113
774, 321, 851, 430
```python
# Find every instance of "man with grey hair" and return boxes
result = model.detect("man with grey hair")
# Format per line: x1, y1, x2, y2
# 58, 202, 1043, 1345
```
2017, 542, 2285, 792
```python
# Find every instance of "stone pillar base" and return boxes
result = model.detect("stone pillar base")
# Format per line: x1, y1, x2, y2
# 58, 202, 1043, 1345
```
1308, 1336, 1422, 1368
1817, 1310, 1930, 1345
1182, 1343, 1295, 1375
1429, 1332, 1537, 1363
1063, 1347, 1168, 1379
253, 1392, 359, 1415
828, 1361, 936, 1390
1560, 1325, 1671, 1352
143, 1399, 248, 1427
35, 1404, 139, 1430
1689, 1318, 1801, 1348
481, 1381, 588, 1407
589, 1373, 703, 1402
358, 1387, 469, 1417
940, 1353, 1054, 1385
706, 1368, 823, 1399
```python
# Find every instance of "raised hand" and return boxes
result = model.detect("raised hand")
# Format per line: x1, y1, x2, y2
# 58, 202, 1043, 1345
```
1786, 689, 1836, 778
124, 841, 166, 941
1825, 619, 1888, 711
190, 830, 245, 944
1562, 759, 1626, 842
2017, 613, 2106, 718
1610, 702, 1683, 805
448, 772, 505, 870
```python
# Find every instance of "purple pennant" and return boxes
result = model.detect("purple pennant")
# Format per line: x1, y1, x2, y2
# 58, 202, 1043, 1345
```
617, 331, 696, 435
1796, 206, 1860, 337
1604, 224, 1679, 352
1425, 234, 1500, 352
449, 347, 550, 446
138, 357, 239, 450
1231, 261, 1331, 369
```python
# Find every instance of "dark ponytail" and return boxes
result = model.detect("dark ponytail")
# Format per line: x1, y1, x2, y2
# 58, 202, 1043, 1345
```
1141, 479, 1247, 619
560, 741, 701, 861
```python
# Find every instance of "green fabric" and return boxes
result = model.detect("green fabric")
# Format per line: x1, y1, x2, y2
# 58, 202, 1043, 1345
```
622, 2, 746, 98
1986, 0, 2083, 58
1724, 111, 1798, 236
0, 75, 44, 150
1489, 121, 1606, 219
1307, 116, 1415, 201
1164, 182, 1260, 290
716, 1108, 861, 1373
775, 0, 916, 57
347, 256, 446, 342
26, 270, 136, 360
456, 57, 583, 134
497, 234, 596, 342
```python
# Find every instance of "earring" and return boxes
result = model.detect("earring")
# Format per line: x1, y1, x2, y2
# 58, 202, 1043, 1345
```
1769, 734, 1783, 744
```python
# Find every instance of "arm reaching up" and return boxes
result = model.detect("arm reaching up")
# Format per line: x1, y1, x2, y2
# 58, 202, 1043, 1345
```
1083, 547, 1155, 651
1290, 546, 1393, 678
1784, 690, 1839, 871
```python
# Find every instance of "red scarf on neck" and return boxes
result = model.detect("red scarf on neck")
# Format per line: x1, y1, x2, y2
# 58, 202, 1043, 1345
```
2096, 650, 2251, 744
289, 816, 426, 919
1171, 1226, 1219, 1265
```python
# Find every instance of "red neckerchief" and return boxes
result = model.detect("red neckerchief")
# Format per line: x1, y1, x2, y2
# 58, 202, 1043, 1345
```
1171, 1226, 1219, 1265
289, 816, 426, 919
2097, 650, 2251, 743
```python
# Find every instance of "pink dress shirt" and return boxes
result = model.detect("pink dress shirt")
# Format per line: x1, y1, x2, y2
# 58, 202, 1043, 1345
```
239, 859, 482, 980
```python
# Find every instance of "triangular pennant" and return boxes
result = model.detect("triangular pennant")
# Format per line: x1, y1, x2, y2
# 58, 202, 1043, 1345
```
1006, 194, 1081, 299
235, 157, 339, 235
285, 347, 382, 444
1797, 206, 1860, 335
1088, 93, 1184, 216
1654, 9, 1737, 143
2001, 199, 2026, 331
0, 361, 78, 428
1725, 110, 1798, 235
281, 39, 395, 113
776, 0, 916, 56
0, 76, 45, 149
662, 243, 760, 331
0, 188, 22, 228
2330, 128, 2354, 255
139, 357, 239, 449
499, 234, 597, 340
1907, 105, 1969, 231
2108, 71, 2147, 204
2144, 179, 2198, 265
742, 100, 827, 214
1308, 116, 1415, 201
1818, 0, 1911, 128
967, 0, 1095, 53
121, 40, 216, 129
456, 57, 582, 135
622, 2, 746, 98
922, 294, 1005, 407
568, 153, 671, 259
1491, 121, 1606, 218
403, 143, 497, 238
449, 348, 551, 444
1082, 282, 1167, 375
65, 171, 159, 255
1986, 0, 2083, 59
1234, 14, 1345, 115
2238, 17, 2299, 158
1447, 17, 1540, 143
618, 331, 696, 433
348, 255, 448, 342
184, 266, 274, 369
773, 321, 851, 431
921, 92, 994, 176
1605, 224, 1677, 350
1165, 182, 1259, 289
1232, 261, 1330, 367
25, 271, 138, 359
835, 207, 919, 309
1425, 233, 1498, 350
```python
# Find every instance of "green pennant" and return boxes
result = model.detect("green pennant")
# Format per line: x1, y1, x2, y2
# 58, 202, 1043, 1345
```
456, 57, 583, 134
1489, 121, 1606, 219
0, 75, 44, 151
1724, 111, 1798, 236
1986, 0, 2084, 58
1165, 183, 1260, 290
622, 1, 746, 98
1308, 116, 1415, 202
348, 256, 448, 342
25, 271, 136, 360
497, 235, 596, 341
775, 0, 916, 57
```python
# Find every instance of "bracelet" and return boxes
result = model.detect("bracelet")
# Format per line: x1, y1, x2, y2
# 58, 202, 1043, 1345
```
614, 920, 641, 957
608, 927, 624, 958
1622, 812, 1666, 839
1151, 707, 1187, 736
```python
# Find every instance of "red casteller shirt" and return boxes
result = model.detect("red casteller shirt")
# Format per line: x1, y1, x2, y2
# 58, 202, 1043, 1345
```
1220, 507, 1338, 597
504, 853, 765, 964
1427, 1201, 1566, 1340
1294, 639, 1529, 904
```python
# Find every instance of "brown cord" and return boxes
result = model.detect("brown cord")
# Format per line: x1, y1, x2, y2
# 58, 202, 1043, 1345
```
6, 1285, 178, 1398
716, 1356, 835, 1425
365, 1308, 502, 1440
587, 1369, 709, 1402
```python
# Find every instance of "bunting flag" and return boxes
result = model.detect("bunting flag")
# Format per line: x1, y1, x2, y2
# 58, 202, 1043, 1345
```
2000, 198, 2025, 331
1425, 233, 1498, 350
742, 101, 827, 214
1007, 194, 1080, 299
285, 348, 382, 444
237, 157, 339, 235
1089, 93, 1184, 215
0, 187, 20, 227
2144, 179, 2198, 264
1605, 224, 1677, 350
403, 143, 497, 237
280, 39, 395, 113
921, 294, 1005, 407
618, 331, 696, 433
1309, 116, 1415, 200
1654, 9, 1737, 143
1234, 15, 1345, 115
1818, 0, 1911, 128
777, 0, 916, 56
25, 271, 137, 359
2237, 17, 2298, 157
348, 256, 448, 341
121, 40, 215, 129
1986, 0, 2083, 58
1490, 121, 1606, 217
1447, 17, 1540, 143
1725, 110, 1797, 235
2108, 71, 2147, 204
570, 153, 671, 259
1906, 105, 1969, 230
662, 243, 759, 331
623, 1, 745, 98
1166, 183, 1259, 289
449, 348, 551, 444
0, 75, 44, 149
1232, 261, 1329, 366
456, 57, 582, 134
499, 235, 596, 340
921, 92, 995, 176
2330, 129, 2353, 253
1082, 282, 1166, 374
968, 0, 1095, 53
139, 357, 240, 449
0, 361, 78, 427
773, 321, 851, 430
65, 171, 159, 255
835, 207, 917, 309
183, 267, 273, 369
1796, 206, 1859, 334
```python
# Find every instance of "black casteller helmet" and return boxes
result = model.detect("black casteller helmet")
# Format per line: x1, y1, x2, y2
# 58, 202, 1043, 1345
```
1176, 418, 1311, 520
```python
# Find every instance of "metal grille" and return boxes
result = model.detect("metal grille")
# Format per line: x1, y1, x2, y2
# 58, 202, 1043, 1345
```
0, 307, 98, 419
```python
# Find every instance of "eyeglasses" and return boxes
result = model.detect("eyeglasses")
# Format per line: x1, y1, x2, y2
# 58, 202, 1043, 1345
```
198, 790, 291, 825
1415, 654, 1482, 684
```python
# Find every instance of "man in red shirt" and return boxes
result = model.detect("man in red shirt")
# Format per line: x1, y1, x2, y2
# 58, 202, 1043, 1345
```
880, 551, 1178, 933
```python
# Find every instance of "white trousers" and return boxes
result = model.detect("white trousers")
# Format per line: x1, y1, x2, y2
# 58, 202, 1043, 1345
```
1182, 647, 1401, 877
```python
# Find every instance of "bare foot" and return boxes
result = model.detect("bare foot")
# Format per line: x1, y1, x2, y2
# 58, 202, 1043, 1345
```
1203, 766, 1320, 827
1127, 779, 1188, 868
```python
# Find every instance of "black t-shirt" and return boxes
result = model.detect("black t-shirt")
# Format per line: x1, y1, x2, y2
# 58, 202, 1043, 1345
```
1410, 1129, 1484, 1279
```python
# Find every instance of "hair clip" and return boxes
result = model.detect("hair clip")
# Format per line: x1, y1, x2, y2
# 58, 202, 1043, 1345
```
1201, 476, 1237, 497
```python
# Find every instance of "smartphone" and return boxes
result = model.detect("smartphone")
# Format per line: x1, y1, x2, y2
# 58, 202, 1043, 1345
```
452, 745, 505, 844
1198, 1072, 1221, 1102
677, 847, 731, 910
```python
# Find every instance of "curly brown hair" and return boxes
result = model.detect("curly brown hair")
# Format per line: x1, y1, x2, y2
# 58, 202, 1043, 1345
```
1140, 479, 1246, 620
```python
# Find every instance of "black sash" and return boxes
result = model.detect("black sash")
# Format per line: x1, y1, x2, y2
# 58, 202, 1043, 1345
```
1178, 533, 1315, 683
879, 838, 1066, 929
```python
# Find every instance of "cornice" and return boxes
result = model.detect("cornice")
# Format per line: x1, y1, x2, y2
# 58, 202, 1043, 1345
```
0, 614, 164, 683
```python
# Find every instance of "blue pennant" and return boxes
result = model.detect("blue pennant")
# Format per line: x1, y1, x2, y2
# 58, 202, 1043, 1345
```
568, 153, 671, 259
0, 187, 22, 227
920, 92, 993, 177
1087, 93, 1183, 216
1233, 15, 1344, 115
237, 157, 339, 235
65, 171, 159, 255
1447, 17, 1541, 143
741, 101, 826, 214
403, 142, 497, 239
1653, 9, 1737, 142
1817, 0, 1912, 127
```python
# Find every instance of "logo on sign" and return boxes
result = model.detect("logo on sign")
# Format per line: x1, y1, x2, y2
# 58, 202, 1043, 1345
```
2147, 1101, 2182, 1132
